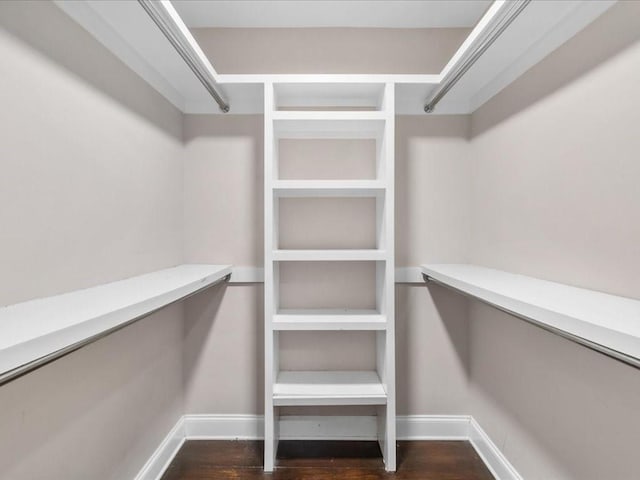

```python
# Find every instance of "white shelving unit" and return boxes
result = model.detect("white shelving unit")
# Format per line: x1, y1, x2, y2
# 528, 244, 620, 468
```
422, 264, 640, 367
264, 82, 396, 471
0, 264, 232, 384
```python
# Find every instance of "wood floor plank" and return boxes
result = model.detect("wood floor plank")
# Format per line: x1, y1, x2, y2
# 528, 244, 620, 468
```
160, 440, 495, 480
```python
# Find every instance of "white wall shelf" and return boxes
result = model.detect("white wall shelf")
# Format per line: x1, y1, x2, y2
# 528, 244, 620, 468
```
422, 264, 640, 368
0, 264, 232, 384
273, 370, 387, 406
273, 309, 387, 331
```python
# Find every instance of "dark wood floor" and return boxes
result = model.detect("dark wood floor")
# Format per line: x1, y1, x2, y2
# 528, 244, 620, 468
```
161, 440, 495, 479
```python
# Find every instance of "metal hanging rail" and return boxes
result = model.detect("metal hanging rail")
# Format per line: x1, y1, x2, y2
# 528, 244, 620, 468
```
424, 0, 531, 113
0, 273, 230, 387
423, 273, 640, 370
138, 0, 230, 113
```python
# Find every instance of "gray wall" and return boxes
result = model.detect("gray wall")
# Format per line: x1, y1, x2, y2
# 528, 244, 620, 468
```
467, 2, 640, 479
0, 2, 185, 479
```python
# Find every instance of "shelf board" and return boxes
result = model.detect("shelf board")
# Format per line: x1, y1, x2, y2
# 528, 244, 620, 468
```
273, 180, 385, 198
273, 249, 386, 262
273, 309, 387, 331
272, 111, 386, 121
273, 370, 387, 406
0, 264, 232, 380
422, 264, 640, 367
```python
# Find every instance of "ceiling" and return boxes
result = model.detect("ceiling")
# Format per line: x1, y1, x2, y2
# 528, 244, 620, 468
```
54, 0, 616, 114
172, 0, 493, 29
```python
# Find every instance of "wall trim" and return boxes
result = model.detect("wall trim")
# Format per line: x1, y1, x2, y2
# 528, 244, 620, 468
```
398, 414, 470, 440
469, 417, 522, 480
229, 267, 424, 284
134, 417, 185, 480
185, 414, 263, 439
136, 414, 520, 480
184, 414, 471, 441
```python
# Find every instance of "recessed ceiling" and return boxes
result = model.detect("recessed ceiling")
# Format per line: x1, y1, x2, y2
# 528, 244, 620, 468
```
55, 0, 616, 114
172, 0, 493, 29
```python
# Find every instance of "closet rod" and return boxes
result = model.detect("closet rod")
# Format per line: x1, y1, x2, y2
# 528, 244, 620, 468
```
138, 0, 230, 113
423, 273, 640, 370
0, 274, 231, 388
424, 0, 531, 113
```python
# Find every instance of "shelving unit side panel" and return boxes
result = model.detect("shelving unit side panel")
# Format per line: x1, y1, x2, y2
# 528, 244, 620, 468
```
264, 81, 277, 472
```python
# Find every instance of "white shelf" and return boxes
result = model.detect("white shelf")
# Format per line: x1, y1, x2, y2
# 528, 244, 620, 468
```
273, 180, 385, 198
272, 111, 386, 121
0, 264, 232, 379
273, 249, 386, 262
273, 370, 387, 406
422, 264, 640, 365
273, 309, 387, 331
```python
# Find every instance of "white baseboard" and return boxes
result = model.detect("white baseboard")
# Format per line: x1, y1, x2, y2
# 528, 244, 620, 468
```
136, 414, 520, 480
398, 414, 470, 440
185, 414, 263, 439
184, 414, 471, 441
134, 417, 185, 480
280, 415, 378, 440
469, 417, 522, 480
185, 414, 376, 440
